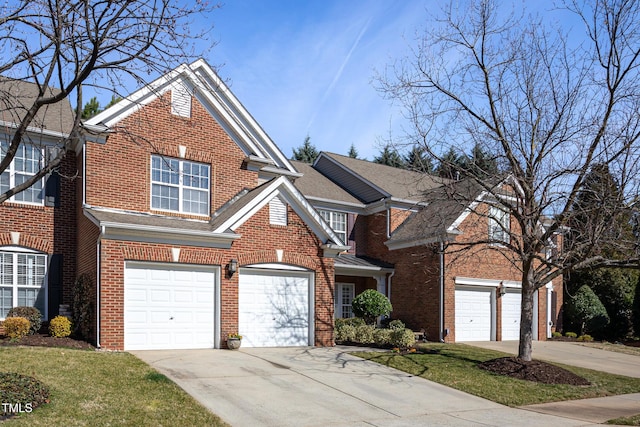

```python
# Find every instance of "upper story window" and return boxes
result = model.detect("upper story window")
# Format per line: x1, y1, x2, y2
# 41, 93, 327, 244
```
0, 249, 47, 319
0, 141, 44, 205
488, 205, 510, 245
151, 155, 210, 215
319, 209, 347, 244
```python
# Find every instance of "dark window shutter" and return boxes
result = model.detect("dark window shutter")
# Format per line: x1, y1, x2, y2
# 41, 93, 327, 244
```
47, 254, 63, 318
44, 172, 60, 207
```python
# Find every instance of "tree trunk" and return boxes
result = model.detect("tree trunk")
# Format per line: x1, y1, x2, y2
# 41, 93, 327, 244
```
518, 267, 536, 361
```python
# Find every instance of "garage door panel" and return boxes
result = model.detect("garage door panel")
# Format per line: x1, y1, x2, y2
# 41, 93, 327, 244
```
239, 268, 311, 348
455, 287, 493, 342
501, 291, 521, 340
124, 263, 216, 350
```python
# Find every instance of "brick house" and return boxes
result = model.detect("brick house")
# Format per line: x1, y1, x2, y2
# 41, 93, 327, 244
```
293, 153, 563, 342
0, 59, 561, 349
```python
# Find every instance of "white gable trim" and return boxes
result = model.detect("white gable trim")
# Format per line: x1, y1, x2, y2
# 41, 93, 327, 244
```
211, 176, 348, 251
85, 59, 296, 174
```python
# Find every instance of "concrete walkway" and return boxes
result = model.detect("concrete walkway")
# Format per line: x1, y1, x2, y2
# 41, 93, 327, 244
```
465, 340, 640, 424
133, 346, 600, 426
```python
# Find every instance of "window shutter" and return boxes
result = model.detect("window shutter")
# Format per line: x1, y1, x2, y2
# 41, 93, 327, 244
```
269, 196, 287, 226
47, 254, 63, 318
44, 172, 60, 207
171, 84, 192, 118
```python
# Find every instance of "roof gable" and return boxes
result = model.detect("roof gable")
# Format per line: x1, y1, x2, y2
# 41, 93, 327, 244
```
85, 59, 297, 175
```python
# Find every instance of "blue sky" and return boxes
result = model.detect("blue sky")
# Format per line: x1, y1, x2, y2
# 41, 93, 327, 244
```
208, 1, 431, 161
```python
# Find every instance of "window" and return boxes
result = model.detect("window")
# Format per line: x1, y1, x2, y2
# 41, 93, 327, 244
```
488, 205, 510, 244
151, 155, 210, 215
269, 196, 287, 226
335, 283, 355, 319
319, 210, 347, 244
0, 141, 44, 205
0, 250, 47, 318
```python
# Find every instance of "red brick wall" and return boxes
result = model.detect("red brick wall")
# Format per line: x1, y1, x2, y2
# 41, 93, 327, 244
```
97, 201, 335, 350
84, 91, 258, 215
0, 153, 78, 316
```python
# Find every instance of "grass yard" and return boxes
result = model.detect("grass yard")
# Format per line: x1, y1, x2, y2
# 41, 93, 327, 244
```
353, 343, 640, 407
0, 346, 228, 426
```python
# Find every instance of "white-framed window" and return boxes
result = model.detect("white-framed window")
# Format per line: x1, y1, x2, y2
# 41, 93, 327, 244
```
151, 155, 210, 215
335, 283, 355, 319
319, 210, 347, 244
0, 141, 45, 205
0, 249, 47, 319
488, 205, 510, 244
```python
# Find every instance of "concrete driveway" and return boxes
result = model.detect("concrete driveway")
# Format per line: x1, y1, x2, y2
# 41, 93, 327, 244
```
133, 346, 586, 427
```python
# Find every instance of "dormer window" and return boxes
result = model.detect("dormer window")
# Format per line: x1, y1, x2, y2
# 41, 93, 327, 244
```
151, 155, 209, 215
0, 141, 44, 205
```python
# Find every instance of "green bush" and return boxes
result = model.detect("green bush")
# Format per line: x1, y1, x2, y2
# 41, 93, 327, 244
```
0, 372, 49, 416
388, 319, 406, 330
351, 290, 392, 325
390, 328, 416, 348
334, 317, 365, 328
7, 306, 41, 335
353, 325, 375, 344
373, 328, 392, 346
3, 317, 30, 339
565, 331, 578, 338
334, 324, 356, 342
566, 285, 610, 337
577, 334, 594, 342
73, 273, 94, 340
551, 331, 562, 338
49, 316, 72, 338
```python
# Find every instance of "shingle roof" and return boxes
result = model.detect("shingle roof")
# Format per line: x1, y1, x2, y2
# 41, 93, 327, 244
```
84, 208, 216, 233
335, 253, 394, 270
321, 152, 449, 202
291, 160, 363, 206
0, 77, 75, 135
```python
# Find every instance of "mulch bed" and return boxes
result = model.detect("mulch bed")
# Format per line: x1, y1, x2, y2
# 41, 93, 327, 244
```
478, 356, 591, 385
0, 334, 94, 350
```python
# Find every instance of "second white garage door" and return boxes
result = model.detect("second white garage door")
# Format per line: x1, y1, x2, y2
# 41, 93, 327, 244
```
501, 290, 521, 340
124, 262, 216, 351
239, 267, 312, 347
455, 287, 493, 341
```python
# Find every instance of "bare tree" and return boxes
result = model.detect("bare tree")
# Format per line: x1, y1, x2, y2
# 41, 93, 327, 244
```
0, 0, 218, 203
379, 0, 640, 361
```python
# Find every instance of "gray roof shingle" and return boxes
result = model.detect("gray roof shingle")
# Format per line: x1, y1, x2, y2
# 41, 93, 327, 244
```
291, 160, 363, 206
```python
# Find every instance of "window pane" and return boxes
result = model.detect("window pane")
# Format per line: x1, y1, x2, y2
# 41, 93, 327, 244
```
0, 287, 12, 318
14, 173, 44, 203
17, 287, 45, 314
183, 188, 208, 214
152, 184, 179, 211
151, 156, 209, 215
0, 253, 12, 285
17, 254, 46, 286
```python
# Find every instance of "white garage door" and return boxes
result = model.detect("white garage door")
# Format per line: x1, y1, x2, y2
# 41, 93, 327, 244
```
124, 263, 216, 350
239, 268, 311, 347
455, 287, 493, 341
501, 290, 521, 340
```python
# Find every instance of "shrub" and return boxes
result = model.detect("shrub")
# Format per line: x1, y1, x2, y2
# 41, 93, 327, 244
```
388, 319, 405, 330
565, 331, 578, 338
577, 334, 594, 342
566, 285, 610, 337
373, 328, 392, 346
390, 328, 416, 348
73, 273, 94, 340
49, 316, 72, 338
3, 317, 30, 339
351, 290, 392, 325
7, 306, 41, 335
353, 325, 375, 344
0, 372, 49, 416
335, 317, 365, 329
551, 331, 562, 338
334, 324, 356, 342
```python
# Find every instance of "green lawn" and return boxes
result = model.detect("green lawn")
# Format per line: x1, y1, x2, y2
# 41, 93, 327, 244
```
0, 347, 228, 426
353, 343, 640, 407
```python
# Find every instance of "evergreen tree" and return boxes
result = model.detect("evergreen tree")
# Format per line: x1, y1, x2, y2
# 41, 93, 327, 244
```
404, 145, 433, 173
436, 147, 463, 179
461, 144, 499, 179
347, 143, 359, 159
104, 94, 122, 109
291, 136, 319, 163
81, 96, 101, 119
373, 145, 404, 168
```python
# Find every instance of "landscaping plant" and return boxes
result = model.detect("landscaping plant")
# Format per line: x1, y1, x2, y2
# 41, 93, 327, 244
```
7, 307, 41, 335
351, 290, 392, 325
49, 316, 72, 338
3, 317, 30, 340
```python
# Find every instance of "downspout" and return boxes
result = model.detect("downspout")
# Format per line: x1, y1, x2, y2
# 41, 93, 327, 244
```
386, 204, 391, 238
82, 143, 87, 205
96, 227, 103, 349
387, 271, 395, 303
439, 240, 445, 342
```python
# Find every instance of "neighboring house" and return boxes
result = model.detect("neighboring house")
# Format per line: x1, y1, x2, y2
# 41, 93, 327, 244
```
1, 60, 347, 350
293, 153, 563, 342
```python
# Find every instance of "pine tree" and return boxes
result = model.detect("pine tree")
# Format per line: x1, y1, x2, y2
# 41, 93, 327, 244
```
404, 145, 433, 173
373, 145, 404, 168
347, 144, 359, 159
81, 96, 101, 119
291, 136, 319, 163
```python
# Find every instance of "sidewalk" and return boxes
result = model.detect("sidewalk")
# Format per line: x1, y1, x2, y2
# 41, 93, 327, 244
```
465, 340, 640, 424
